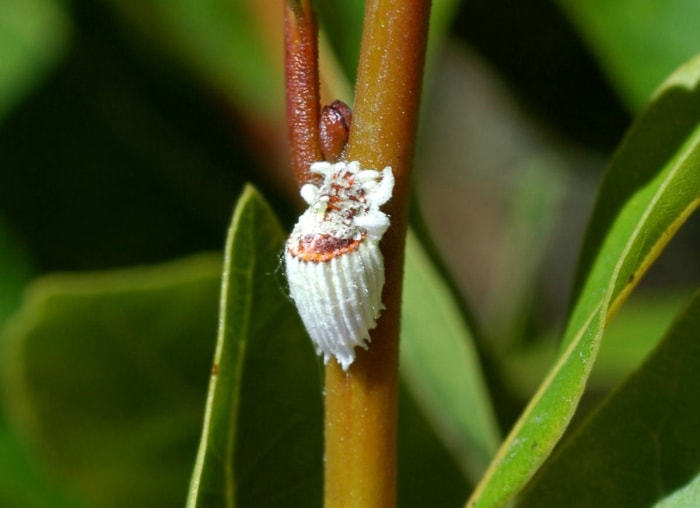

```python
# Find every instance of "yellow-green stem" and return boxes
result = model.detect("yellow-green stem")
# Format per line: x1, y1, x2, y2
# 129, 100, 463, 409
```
324, 1, 431, 507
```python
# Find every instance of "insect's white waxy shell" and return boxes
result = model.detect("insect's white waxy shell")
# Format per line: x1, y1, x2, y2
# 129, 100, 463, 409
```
285, 160, 394, 370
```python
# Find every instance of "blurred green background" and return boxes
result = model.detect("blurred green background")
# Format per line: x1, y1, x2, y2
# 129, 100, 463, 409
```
1, 0, 699, 506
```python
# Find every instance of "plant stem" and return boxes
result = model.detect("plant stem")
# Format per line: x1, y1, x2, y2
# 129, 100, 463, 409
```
284, 0, 322, 184
324, 1, 431, 507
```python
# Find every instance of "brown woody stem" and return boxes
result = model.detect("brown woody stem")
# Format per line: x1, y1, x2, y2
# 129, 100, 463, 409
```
323, 1, 431, 508
284, 0, 322, 184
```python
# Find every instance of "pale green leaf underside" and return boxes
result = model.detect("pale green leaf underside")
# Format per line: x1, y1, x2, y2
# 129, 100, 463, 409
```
653, 473, 700, 508
467, 55, 700, 508
401, 231, 500, 483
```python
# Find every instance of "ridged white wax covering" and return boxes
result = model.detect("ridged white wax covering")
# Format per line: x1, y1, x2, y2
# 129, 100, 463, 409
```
285, 240, 385, 370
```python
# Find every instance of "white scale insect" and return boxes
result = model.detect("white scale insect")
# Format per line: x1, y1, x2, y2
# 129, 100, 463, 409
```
285, 160, 394, 370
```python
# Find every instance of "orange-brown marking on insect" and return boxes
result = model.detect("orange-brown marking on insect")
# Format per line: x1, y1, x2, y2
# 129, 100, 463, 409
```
289, 233, 365, 262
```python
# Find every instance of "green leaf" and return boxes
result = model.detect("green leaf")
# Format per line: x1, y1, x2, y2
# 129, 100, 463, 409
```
0, 219, 64, 508
590, 288, 692, 389
398, 384, 471, 508
500, 288, 692, 401
2, 254, 222, 508
467, 55, 700, 507
0, 0, 69, 120
0, 218, 33, 327
401, 230, 500, 483
0, 422, 84, 508
558, 0, 700, 111
187, 186, 322, 508
518, 289, 700, 507
652, 472, 700, 508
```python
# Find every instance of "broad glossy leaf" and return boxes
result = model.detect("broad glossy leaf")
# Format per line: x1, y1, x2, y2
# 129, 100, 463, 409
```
187, 186, 322, 508
0, 0, 69, 120
467, 55, 700, 507
401, 231, 500, 483
1, 254, 222, 508
518, 289, 700, 507
558, 0, 700, 111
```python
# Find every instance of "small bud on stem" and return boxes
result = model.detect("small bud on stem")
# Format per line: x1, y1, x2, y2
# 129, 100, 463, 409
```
320, 100, 353, 162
